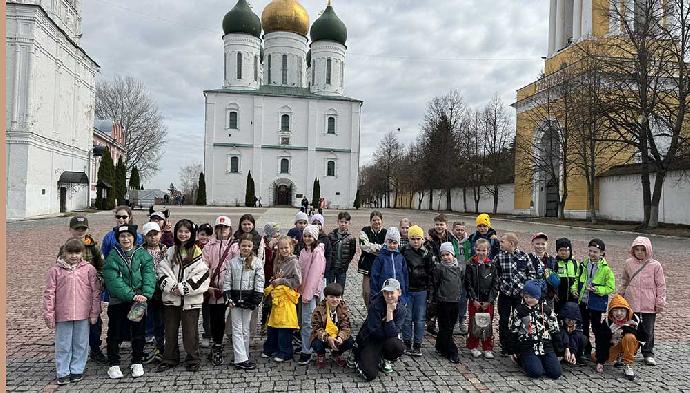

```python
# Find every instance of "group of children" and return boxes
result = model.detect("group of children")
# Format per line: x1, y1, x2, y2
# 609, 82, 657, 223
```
42, 207, 667, 384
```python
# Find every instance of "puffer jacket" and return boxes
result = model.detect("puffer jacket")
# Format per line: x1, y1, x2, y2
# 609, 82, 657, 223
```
101, 230, 144, 261
328, 229, 357, 273
157, 246, 210, 310
465, 255, 499, 303
370, 247, 409, 303
43, 259, 101, 326
299, 243, 327, 303
310, 299, 352, 343
357, 226, 387, 275
619, 236, 667, 313
400, 244, 434, 292
507, 300, 563, 356
103, 246, 155, 304
202, 237, 233, 305
432, 258, 465, 303
572, 257, 615, 313
594, 295, 648, 365
264, 284, 300, 329
223, 255, 264, 310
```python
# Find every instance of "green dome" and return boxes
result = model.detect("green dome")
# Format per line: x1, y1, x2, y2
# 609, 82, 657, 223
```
223, 0, 262, 38
309, 5, 347, 46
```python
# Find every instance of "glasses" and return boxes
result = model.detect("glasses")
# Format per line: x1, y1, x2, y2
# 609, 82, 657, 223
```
115, 215, 129, 219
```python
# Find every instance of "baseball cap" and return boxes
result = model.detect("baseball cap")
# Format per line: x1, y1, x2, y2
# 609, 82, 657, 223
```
150, 211, 166, 221
114, 224, 138, 239
531, 232, 548, 242
381, 278, 401, 292
214, 216, 231, 227
142, 222, 161, 235
70, 216, 89, 229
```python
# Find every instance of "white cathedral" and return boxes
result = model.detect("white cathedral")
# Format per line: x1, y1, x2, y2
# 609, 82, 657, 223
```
204, 0, 362, 208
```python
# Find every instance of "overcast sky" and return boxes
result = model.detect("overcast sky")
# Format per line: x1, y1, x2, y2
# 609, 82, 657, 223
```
81, 0, 548, 190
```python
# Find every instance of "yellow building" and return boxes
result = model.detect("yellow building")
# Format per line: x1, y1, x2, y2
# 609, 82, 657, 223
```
513, 0, 642, 218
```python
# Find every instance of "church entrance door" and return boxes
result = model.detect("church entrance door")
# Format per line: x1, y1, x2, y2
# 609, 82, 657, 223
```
59, 187, 67, 213
275, 184, 292, 206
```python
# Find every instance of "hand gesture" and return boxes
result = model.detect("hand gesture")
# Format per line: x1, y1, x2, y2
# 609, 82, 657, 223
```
327, 336, 338, 350
386, 301, 397, 313
171, 287, 181, 296
473, 300, 481, 309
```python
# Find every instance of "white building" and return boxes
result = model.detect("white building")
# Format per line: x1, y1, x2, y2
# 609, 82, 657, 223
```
204, 0, 362, 208
6, 0, 98, 219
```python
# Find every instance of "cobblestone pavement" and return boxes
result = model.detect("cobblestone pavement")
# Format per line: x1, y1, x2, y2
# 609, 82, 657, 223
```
7, 207, 690, 392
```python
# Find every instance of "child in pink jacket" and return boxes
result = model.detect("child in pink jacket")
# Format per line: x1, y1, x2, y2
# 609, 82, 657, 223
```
297, 225, 326, 366
619, 236, 667, 366
43, 239, 101, 385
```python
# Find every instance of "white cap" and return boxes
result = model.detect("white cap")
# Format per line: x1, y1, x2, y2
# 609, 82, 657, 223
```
214, 216, 231, 227
142, 222, 161, 235
381, 278, 401, 292
150, 211, 166, 220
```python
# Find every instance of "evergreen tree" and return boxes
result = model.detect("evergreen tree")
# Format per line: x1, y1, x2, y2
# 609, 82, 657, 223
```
245, 171, 255, 207
96, 147, 116, 210
312, 178, 321, 208
353, 189, 361, 210
115, 157, 127, 205
129, 166, 141, 189
196, 172, 207, 205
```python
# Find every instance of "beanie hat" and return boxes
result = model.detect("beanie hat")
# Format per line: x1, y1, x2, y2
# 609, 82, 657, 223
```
476, 213, 491, 227
440, 242, 455, 256
114, 225, 138, 240
214, 216, 231, 227
523, 280, 542, 299
295, 211, 309, 224
385, 227, 401, 243
310, 214, 325, 227
588, 238, 606, 252
408, 225, 424, 239
263, 222, 281, 238
287, 227, 301, 239
303, 225, 320, 239
555, 238, 573, 259
142, 222, 161, 236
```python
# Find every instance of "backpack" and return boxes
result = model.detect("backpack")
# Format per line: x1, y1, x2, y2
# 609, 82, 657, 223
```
471, 312, 492, 340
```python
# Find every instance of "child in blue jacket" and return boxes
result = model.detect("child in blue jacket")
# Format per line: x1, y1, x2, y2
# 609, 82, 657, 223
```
369, 227, 408, 304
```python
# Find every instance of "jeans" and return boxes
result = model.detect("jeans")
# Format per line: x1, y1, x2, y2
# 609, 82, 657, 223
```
355, 337, 405, 381
264, 328, 294, 360
301, 297, 318, 354
326, 269, 348, 291
209, 304, 228, 345
520, 351, 562, 379
457, 286, 468, 324
106, 302, 145, 366
147, 300, 164, 352
636, 312, 656, 357
55, 320, 90, 378
89, 317, 102, 352
230, 307, 253, 364
497, 294, 521, 352
402, 290, 427, 345
436, 302, 459, 357
312, 336, 354, 356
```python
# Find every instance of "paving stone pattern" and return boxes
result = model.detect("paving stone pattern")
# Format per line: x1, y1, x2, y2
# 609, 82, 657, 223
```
7, 207, 690, 392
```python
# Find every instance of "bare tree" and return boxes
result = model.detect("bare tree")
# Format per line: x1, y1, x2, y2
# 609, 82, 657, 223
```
96, 75, 167, 180
480, 95, 514, 214
372, 130, 403, 208
178, 163, 203, 204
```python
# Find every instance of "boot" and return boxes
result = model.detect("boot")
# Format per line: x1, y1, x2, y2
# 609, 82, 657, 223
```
212, 344, 224, 366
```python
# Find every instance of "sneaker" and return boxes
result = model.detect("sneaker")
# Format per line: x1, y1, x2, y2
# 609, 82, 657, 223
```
298, 353, 311, 365
427, 323, 438, 337
90, 349, 107, 364
211, 345, 224, 366
644, 356, 656, 366
273, 356, 285, 363
69, 373, 83, 382
316, 354, 326, 369
145, 336, 155, 345
409, 343, 422, 357
380, 359, 394, 374
185, 363, 200, 372
403, 341, 412, 355
334, 354, 347, 368
56, 376, 70, 385
261, 352, 271, 358
623, 364, 635, 381
119, 341, 131, 350
201, 337, 210, 348
596, 363, 604, 373
235, 360, 256, 370
107, 366, 123, 379
346, 352, 357, 369
484, 351, 495, 359
142, 351, 156, 364
471, 349, 482, 358
131, 363, 144, 378
153, 348, 163, 363
458, 324, 468, 335
449, 354, 460, 364
155, 363, 175, 373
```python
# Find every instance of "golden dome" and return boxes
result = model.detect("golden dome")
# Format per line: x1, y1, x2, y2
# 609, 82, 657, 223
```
261, 0, 309, 37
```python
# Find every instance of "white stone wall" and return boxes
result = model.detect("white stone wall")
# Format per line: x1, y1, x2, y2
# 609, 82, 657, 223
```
262, 32, 308, 88
408, 184, 515, 214
223, 33, 261, 90
598, 170, 690, 225
6, 3, 97, 219
310, 40, 345, 96
204, 91, 360, 208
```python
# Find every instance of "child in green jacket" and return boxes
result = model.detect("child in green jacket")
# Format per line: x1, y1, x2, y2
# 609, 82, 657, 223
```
103, 225, 156, 380
571, 238, 615, 358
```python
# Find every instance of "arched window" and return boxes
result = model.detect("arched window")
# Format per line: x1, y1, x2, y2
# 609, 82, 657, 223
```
268, 55, 272, 83
327, 117, 336, 134
326, 58, 332, 84
236, 52, 242, 79
228, 111, 238, 129
281, 54, 288, 84
229, 156, 239, 173
327, 160, 336, 177
280, 158, 290, 174
254, 55, 258, 81
281, 114, 290, 132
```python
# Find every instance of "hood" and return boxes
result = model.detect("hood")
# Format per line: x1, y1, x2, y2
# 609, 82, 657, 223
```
559, 302, 582, 321
607, 294, 634, 320
555, 237, 573, 260
56, 258, 87, 271
630, 236, 653, 261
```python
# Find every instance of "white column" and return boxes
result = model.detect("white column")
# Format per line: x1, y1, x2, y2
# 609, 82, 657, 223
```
555, 0, 565, 51
548, 0, 557, 56
582, 0, 592, 36
573, 0, 582, 41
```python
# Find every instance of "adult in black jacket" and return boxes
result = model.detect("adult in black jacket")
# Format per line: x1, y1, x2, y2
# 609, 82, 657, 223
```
357, 211, 386, 309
